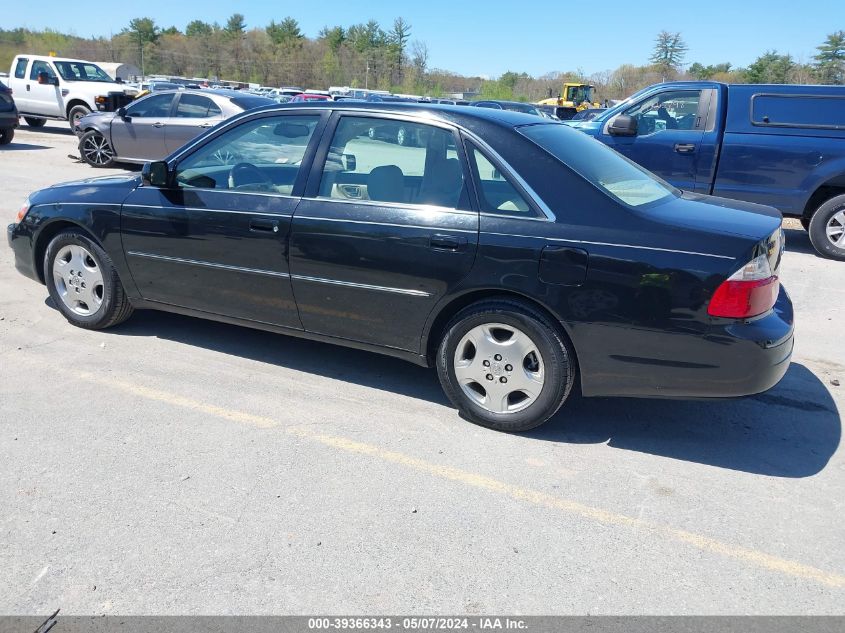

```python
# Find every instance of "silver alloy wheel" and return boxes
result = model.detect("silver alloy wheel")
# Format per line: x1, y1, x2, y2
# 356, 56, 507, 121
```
52, 244, 105, 316
453, 323, 545, 414
397, 128, 406, 145
81, 133, 114, 166
826, 209, 845, 247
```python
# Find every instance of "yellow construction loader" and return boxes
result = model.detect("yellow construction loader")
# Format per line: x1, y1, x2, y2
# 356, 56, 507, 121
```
537, 83, 600, 119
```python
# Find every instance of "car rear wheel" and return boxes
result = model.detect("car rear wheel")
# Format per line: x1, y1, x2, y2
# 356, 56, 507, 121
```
800, 217, 810, 232
24, 117, 46, 128
45, 231, 134, 330
436, 299, 576, 432
78, 130, 116, 168
396, 127, 408, 146
0, 128, 13, 145
808, 194, 845, 261
68, 105, 91, 131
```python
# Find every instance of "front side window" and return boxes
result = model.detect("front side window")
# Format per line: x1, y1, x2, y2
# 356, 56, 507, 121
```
318, 116, 468, 209
175, 115, 320, 194
124, 93, 174, 118
520, 124, 678, 208
14, 58, 28, 79
624, 90, 702, 135
467, 143, 532, 215
29, 61, 56, 81
53, 61, 112, 82
175, 94, 222, 118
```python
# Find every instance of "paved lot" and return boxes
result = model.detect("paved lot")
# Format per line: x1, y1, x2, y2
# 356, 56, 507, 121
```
1, 122, 843, 614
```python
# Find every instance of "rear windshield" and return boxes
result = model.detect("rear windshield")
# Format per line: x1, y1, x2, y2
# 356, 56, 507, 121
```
518, 124, 678, 208
230, 95, 276, 111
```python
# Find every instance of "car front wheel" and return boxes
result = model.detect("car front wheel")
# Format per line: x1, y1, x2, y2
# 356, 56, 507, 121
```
78, 130, 116, 168
45, 231, 134, 329
436, 299, 576, 432
808, 194, 845, 261
24, 117, 47, 128
0, 128, 13, 145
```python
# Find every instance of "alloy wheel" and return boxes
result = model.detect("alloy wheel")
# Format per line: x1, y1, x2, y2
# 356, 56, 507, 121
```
81, 133, 114, 166
826, 209, 845, 248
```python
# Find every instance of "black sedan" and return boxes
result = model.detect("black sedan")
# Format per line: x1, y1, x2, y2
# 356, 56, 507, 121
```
8, 102, 793, 432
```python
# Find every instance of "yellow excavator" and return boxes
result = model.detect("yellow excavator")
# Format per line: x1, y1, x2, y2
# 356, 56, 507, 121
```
537, 83, 600, 119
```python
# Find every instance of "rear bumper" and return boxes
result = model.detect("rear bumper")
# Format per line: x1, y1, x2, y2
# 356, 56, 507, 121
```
579, 285, 794, 399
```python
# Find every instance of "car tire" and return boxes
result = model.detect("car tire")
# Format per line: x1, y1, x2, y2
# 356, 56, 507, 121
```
44, 230, 134, 330
68, 105, 91, 131
0, 128, 13, 145
436, 299, 576, 432
800, 217, 810, 232
808, 194, 845, 261
24, 117, 47, 128
78, 130, 116, 168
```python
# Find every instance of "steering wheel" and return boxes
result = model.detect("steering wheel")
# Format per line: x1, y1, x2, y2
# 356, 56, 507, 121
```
228, 162, 276, 191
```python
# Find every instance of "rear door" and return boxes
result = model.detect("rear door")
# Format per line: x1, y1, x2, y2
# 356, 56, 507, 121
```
109, 92, 175, 161
10, 58, 30, 112
603, 89, 709, 192
165, 92, 226, 154
288, 113, 479, 352
27, 59, 62, 117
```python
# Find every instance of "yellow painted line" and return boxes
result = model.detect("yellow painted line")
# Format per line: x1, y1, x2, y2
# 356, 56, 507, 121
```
71, 369, 845, 588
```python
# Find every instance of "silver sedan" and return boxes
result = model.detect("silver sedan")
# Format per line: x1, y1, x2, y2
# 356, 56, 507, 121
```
75, 89, 275, 168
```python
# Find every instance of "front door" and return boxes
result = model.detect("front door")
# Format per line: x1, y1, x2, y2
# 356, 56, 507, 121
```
27, 60, 62, 117
289, 114, 479, 352
603, 89, 707, 192
109, 93, 175, 161
121, 113, 324, 329
165, 92, 226, 154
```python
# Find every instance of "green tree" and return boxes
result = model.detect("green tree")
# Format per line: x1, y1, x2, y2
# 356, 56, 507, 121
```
650, 31, 687, 80
318, 26, 346, 53
185, 20, 213, 38
224, 14, 246, 39
123, 18, 159, 78
814, 30, 845, 84
267, 17, 303, 46
161, 26, 180, 36
688, 62, 731, 80
745, 51, 794, 83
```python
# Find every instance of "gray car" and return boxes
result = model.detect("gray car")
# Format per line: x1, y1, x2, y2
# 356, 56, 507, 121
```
76, 89, 274, 168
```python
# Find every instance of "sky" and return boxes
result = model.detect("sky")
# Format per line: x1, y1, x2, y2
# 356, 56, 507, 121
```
5, 0, 844, 78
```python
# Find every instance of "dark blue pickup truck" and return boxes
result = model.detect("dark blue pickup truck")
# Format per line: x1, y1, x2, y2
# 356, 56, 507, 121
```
566, 81, 845, 260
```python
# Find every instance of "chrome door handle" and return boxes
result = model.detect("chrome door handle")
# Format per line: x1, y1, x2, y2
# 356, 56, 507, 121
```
152, 122, 165, 128
250, 218, 279, 233
430, 234, 467, 251
674, 143, 696, 154
198, 122, 214, 128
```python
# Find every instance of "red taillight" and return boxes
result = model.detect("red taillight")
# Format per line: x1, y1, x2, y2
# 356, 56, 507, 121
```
708, 251, 780, 319
707, 276, 779, 319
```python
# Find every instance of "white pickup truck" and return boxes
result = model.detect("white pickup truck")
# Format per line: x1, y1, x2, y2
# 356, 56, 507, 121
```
8, 55, 136, 131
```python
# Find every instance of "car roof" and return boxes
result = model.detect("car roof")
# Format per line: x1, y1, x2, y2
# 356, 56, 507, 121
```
475, 100, 538, 107
252, 101, 547, 129
144, 88, 273, 100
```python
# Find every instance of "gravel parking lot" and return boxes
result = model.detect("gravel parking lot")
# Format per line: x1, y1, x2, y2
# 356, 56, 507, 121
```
1, 122, 843, 614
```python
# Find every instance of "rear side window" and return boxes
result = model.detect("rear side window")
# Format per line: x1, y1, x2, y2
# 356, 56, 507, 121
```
318, 116, 470, 210
466, 143, 533, 216
124, 93, 174, 118
175, 94, 222, 118
751, 94, 845, 130
14, 58, 28, 79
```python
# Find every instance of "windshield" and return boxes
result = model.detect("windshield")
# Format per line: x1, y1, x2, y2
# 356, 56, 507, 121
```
53, 61, 113, 83
519, 123, 678, 208
566, 86, 593, 104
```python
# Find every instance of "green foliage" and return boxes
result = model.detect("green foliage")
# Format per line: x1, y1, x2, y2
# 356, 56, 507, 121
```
814, 30, 845, 84
224, 14, 246, 38
123, 17, 159, 45
185, 21, 213, 38
688, 62, 732, 79
745, 51, 794, 83
318, 26, 346, 53
267, 17, 303, 46
650, 31, 687, 79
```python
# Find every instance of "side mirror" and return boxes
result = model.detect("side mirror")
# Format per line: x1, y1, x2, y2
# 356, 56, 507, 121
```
142, 161, 171, 188
36, 71, 51, 85
117, 107, 128, 119
51, 76, 60, 86
608, 114, 637, 137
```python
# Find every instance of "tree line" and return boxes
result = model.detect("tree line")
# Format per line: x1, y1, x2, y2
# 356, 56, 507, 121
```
1, 19, 843, 102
